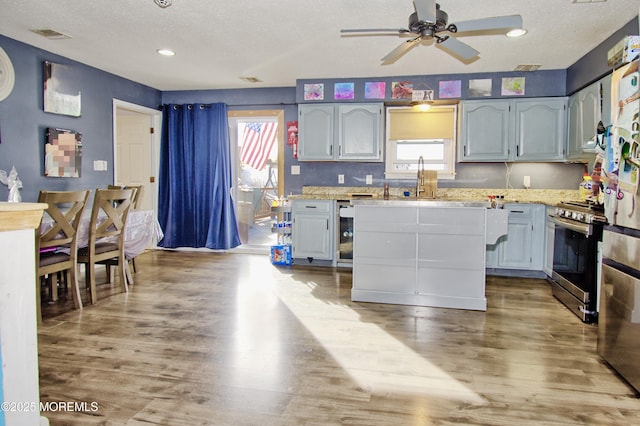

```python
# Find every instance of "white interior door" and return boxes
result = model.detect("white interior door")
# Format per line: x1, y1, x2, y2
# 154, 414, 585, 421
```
113, 99, 162, 215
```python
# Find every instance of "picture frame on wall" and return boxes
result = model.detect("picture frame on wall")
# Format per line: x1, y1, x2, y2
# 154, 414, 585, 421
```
43, 61, 82, 117
45, 127, 82, 177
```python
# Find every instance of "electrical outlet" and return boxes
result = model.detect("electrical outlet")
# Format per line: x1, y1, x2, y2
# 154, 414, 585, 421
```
524, 175, 531, 188
291, 165, 300, 175
366, 175, 373, 185
338, 174, 344, 184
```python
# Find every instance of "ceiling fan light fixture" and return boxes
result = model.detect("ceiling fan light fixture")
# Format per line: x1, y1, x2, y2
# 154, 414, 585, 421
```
506, 28, 527, 38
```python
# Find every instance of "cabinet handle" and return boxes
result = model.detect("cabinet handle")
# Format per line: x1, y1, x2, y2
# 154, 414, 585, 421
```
511, 210, 525, 214
330, 145, 333, 156
305, 205, 317, 209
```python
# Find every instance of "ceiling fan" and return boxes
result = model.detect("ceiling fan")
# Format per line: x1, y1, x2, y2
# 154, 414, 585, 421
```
340, 0, 523, 64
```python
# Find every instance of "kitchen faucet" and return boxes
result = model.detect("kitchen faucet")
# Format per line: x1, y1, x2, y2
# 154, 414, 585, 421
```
416, 155, 425, 197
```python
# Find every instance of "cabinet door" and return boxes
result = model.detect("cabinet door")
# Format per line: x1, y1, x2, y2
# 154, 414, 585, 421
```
459, 100, 510, 162
514, 98, 567, 161
337, 104, 383, 161
298, 104, 335, 160
292, 200, 333, 260
567, 92, 583, 160
498, 216, 532, 268
579, 82, 600, 152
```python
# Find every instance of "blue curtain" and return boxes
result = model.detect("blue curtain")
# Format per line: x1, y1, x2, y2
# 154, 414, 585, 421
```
158, 103, 241, 249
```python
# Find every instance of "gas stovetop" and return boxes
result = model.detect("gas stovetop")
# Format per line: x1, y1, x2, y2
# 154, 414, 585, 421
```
555, 200, 606, 224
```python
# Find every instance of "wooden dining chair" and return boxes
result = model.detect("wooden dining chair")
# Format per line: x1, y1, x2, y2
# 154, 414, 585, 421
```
108, 184, 144, 209
77, 188, 133, 305
36, 189, 90, 322
107, 184, 144, 273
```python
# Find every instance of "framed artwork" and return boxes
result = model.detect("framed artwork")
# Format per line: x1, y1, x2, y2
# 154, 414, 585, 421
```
334, 82, 354, 100
303, 83, 324, 101
501, 77, 525, 96
45, 127, 82, 177
439, 80, 462, 99
43, 61, 82, 117
391, 81, 413, 99
469, 79, 492, 97
364, 82, 386, 99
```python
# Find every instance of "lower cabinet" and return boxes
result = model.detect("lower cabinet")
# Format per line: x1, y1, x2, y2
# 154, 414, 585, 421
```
291, 199, 334, 261
486, 203, 546, 272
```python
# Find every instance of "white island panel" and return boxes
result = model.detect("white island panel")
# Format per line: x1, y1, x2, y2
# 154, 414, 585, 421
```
352, 201, 501, 311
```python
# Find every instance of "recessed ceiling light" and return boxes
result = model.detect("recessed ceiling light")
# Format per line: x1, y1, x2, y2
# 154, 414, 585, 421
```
506, 28, 528, 38
157, 49, 175, 56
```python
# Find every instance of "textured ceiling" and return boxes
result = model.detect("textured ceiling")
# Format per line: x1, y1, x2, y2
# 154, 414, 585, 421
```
0, 0, 638, 91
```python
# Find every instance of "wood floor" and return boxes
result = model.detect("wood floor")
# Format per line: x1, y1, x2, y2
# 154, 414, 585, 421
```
38, 250, 640, 425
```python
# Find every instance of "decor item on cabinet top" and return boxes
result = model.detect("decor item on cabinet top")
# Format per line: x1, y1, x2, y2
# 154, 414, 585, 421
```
364, 82, 386, 99
0, 166, 22, 202
501, 77, 525, 96
391, 81, 413, 99
334, 82, 355, 100
303, 83, 324, 101
439, 80, 461, 99
469, 79, 492, 97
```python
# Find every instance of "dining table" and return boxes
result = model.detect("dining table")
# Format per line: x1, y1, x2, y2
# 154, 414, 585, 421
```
40, 209, 164, 286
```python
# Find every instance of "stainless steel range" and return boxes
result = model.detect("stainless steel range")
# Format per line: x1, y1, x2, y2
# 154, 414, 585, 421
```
548, 201, 607, 323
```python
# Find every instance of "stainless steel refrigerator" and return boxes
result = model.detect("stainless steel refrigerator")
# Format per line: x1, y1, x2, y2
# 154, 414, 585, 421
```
598, 58, 640, 393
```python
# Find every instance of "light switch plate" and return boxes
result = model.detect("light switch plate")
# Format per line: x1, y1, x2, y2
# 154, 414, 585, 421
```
338, 174, 344, 184
291, 165, 300, 175
366, 175, 373, 185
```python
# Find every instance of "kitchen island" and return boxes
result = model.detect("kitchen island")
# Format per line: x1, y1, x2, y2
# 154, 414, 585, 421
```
351, 199, 507, 311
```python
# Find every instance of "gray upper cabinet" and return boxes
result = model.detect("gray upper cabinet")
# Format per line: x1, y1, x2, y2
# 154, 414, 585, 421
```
567, 80, 601, 161
459, 100, 511, 162
514, 98, 566, 161
459, 97, 567, 162
298, 104, 334, 160
298, 103, 383, 162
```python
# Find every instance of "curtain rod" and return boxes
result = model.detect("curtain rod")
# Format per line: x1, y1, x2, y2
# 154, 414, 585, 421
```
157, 102, 297, 110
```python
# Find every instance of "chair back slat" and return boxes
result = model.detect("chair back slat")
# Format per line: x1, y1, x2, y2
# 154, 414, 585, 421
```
37, 190, 90, 252
88, 188, 133, 245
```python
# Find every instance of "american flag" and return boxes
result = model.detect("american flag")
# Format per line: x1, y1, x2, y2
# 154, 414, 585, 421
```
240, 122, 277, 170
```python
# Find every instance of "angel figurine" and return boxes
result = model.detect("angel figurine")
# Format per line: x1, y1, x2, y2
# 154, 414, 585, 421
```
0, 166, 23, 202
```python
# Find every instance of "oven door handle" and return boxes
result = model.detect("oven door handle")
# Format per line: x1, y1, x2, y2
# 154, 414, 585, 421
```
549, 215, 591, 236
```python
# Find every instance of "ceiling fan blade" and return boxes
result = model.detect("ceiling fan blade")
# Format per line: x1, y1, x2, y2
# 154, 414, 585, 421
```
381, 37, 421, 64
413, 0, 437, 23
452, 15, 523, 33
341, 28, 409, 34
437, 36, 479, 60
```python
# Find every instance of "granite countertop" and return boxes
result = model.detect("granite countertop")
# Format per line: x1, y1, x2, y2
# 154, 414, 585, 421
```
289, 186, 578, 206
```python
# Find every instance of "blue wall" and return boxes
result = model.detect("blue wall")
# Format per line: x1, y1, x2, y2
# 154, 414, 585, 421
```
0, 35, 161, 202
567, 17, 639, 94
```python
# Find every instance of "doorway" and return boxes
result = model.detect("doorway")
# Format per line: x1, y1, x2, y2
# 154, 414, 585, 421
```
112, 99, 162, 216
228, 110, 285, 252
